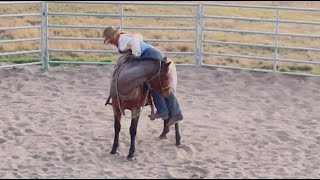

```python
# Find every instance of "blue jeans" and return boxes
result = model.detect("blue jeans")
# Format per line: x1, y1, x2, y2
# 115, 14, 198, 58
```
141, 47, 182, 119
141, 46, 165, 60
150, 89, 181, 118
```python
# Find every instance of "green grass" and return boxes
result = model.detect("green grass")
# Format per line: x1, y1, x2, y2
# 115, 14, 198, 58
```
278, 66, 290, 72
0, 55, 40, 64
0, 54, 114, 68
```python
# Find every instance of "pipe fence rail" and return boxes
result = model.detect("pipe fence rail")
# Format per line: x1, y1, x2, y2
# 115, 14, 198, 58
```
0, 1, 44, 68
200, 3, 320, 77
0, 1, 319, 77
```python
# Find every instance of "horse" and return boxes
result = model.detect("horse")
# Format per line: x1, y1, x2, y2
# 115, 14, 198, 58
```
105, 55, 182, 161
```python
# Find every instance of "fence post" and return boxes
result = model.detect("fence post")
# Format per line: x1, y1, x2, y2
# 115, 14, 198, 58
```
194, 3, 201, 65
199, 3, 204, 66
273, 8, 280, 72
41, 1, 49, 70
45, 2, 50, 70
40, 1, 45, 70
120, 3, 123, 31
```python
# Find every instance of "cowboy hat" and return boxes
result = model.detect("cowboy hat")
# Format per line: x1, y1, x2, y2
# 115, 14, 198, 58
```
103, 26, 120, 44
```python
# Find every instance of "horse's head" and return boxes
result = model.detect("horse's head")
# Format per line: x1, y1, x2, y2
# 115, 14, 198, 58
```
150, 57, 172, 98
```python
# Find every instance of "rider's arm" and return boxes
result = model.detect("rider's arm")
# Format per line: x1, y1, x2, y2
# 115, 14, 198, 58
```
118, 34, 141, 57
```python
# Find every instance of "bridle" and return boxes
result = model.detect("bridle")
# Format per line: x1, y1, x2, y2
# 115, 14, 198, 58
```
148, 60, 171, 94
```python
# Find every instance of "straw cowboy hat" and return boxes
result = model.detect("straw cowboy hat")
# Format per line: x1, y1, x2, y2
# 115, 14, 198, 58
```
103, 26, 120, 44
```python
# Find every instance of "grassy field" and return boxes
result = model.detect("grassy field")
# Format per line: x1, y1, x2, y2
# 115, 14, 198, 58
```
1, 1, 320, 74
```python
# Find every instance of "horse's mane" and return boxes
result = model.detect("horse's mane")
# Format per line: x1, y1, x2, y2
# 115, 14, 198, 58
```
120, 54, 163, 64
113, 54, 164, 78
129, 56, 162, 63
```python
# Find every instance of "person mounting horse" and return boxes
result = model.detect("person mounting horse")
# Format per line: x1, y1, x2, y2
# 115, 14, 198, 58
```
103, 26, 183, 126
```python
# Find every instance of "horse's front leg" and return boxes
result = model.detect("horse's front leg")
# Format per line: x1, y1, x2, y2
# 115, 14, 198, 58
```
160, 119, 170, 139
127, 108, 140, 161
110, 106, 122, 155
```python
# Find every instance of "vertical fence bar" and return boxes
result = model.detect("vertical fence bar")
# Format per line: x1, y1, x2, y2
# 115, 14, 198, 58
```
45, 1, 49, 70
199, 3, 204, 65
194, 3, 200, 65
40, 1, 45, 70
273, 8, 280, 72
120, 3, 123, 31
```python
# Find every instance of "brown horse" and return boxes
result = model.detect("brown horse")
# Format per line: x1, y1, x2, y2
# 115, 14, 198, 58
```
105, 55, 181, 160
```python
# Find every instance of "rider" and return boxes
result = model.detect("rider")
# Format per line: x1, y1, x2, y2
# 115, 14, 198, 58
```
103, 26, 183, 126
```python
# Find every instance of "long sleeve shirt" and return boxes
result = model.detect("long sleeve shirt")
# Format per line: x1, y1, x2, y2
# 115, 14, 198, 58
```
118, 34, 144, 57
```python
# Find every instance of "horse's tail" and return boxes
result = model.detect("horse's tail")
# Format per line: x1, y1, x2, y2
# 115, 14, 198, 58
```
105, 94, 112, 106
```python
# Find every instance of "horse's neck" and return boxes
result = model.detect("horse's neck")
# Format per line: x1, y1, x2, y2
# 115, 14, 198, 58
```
113, 60, 159, 96
124, 60, 159, 81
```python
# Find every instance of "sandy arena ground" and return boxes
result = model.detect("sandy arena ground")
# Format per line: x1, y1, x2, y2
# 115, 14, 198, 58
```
0, 65, 319, 178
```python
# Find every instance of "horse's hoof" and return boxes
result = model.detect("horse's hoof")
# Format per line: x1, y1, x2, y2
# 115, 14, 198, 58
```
110, 151, 120, 156
127, 156, 136, 161
176, 143, 183, 148
159, 135, 167, 139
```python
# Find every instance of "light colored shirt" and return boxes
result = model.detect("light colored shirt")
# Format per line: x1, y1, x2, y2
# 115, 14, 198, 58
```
118, 34, 146, 57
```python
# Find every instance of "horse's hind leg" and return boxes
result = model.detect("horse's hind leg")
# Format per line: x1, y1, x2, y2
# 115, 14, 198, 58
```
160, 119, 170, 139
110, 110, 121, 155
175, 123, 182, 146
160, 120, 181, 146
127, 108, 140, 161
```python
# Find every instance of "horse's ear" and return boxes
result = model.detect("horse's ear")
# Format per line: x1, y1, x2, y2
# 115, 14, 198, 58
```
165, 61, 171, 68
163, 57, 171, 63
162, 57, 167, 62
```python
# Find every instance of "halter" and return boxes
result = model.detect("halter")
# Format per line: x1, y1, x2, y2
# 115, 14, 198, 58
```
115, 59, 170, 119
160, 83, 171, 91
